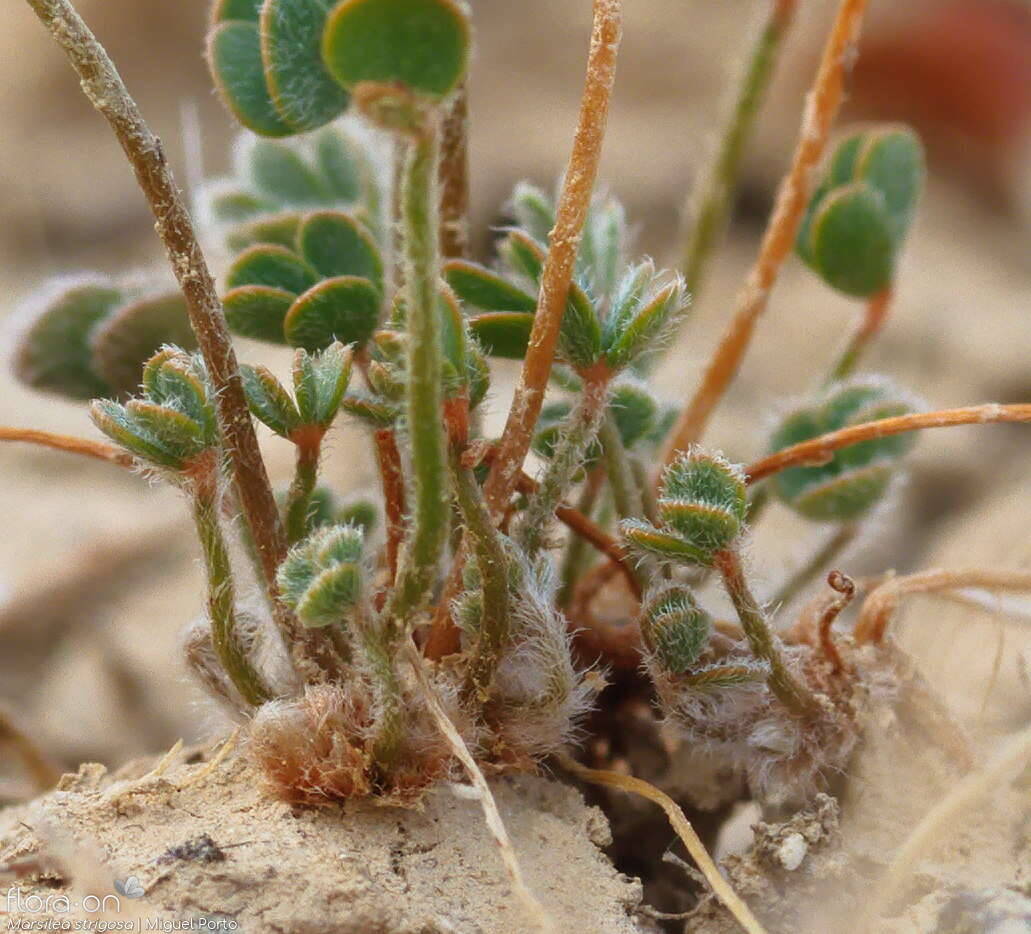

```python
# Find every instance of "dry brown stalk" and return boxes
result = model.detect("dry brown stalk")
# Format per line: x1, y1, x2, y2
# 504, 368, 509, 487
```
744, 403, 1031, 485
662, 0, 871, 466
482, 0, 622, 518
854, 567, 1031, 644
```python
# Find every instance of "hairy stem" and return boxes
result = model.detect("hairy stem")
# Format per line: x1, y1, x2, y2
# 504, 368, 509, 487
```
284, 440, 320, 546
438, 84, 470, 260
714, 547, 818, 716
517, 374, 611, 557
192, 480, 270, 707
358, 608, 407, 775
558, 468, 604, 606
826, 287, 892, 383
662, 0, 871, 466
483, 0, 622, 518
745, 403, 1031, 484
383, 124, 449, 628
373, 428, 406, 585
680, 0, 798, 297
451, 448, 511, 701
597, 413, 644, 522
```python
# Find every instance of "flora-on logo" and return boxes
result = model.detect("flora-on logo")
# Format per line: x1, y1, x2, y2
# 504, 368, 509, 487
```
113, 876, 145, 899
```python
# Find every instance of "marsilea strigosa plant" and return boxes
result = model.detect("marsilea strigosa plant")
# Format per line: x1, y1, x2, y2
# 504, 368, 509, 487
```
7, 0, 1031, 927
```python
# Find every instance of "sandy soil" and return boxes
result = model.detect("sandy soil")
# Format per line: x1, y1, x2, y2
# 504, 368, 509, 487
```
0, 750, 645, 933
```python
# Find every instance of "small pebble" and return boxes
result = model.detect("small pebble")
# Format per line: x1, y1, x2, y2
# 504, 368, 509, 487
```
776, 832, 808, 871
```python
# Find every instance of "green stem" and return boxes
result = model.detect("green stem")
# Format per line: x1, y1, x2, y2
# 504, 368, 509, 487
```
598, 413, 644, 522
825, 287, 893, 384
558, 469, 603, 607
516, 375, 611, 557
630, 456, 660, 525
358, 608, 407, 774
384, 124, 449, 628
680, 0, 796, 297
714, 547, 817, 716
285, 441, 320, 546
451, 448, 511, 701
192, 486, 270, 707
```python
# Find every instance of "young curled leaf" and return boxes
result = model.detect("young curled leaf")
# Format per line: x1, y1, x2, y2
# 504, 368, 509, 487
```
141, 349, 214, 437
510, 182, 555, 245
340, 390, 400, 427
639, 584, 712, 675
241, 363, 301, 437
293, 340, 353, 428
277, 523, 365, 628
603, 272, 688, 370
620, 518, 711, 566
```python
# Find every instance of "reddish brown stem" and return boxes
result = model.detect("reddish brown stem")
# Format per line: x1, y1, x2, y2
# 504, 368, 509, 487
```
373, 428, 406, 586
745, 403, 1031, 485
662, 0, 871, 467
0, 427, 134, 468
483, 0, 622, 518
816, 570, 855, 673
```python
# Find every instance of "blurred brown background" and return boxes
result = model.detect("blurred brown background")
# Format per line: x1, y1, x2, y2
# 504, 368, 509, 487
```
1, 0, 1029, 785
